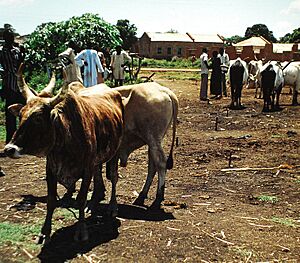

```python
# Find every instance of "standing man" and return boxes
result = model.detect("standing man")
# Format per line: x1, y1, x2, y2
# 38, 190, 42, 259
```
0, 28, 25, 143
199, 47, 210, 101
58, 40, 83, 84
218, 47, 230, 97
75, 45, 104, 87
110, 45, 131, 87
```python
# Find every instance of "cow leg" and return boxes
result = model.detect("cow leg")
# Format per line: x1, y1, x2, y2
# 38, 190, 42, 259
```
87, 164, 105, 213
292, 89, 298, 105
106, 156, 119, 218
38, 169, 57, 245
133, 148, 156, 207
254, 82, 258, 98
74, 173, 92, 242
149, 145, 167, 210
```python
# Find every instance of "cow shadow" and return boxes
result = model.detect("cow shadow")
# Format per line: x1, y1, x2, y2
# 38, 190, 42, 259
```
38, 215, 120, 263
33, 201, 174, 262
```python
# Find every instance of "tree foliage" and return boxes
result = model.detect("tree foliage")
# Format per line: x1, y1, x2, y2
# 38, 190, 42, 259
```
25, 13, 122, 69
280, 28, 300, 43
245, 24, 277, 42
116, 19, 137, 51
224, 35, 245, 45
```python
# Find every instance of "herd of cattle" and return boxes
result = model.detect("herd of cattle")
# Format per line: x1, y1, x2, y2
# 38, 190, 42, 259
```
229, 58, 300, 111
2, 57, 300, 245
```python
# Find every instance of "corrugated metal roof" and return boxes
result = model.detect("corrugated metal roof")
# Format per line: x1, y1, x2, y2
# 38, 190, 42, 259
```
273, 43, 294, 53
188, 33, 223, 43
145, 32, 223, 43
233, 36, 270, 47
146, 32, 192, 42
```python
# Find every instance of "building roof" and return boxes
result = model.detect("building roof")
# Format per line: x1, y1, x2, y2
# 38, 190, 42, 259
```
272, 43, 294, 53
187, 33, 223, 43
233, 36, 271, 47
144, 32, 224, 43
145, 32, 192, 42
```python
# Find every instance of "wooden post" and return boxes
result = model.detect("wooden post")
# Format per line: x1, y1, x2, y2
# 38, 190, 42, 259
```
215, 116, 219, 131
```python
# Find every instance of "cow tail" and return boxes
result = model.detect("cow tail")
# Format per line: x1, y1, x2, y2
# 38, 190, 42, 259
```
166, 92, 178, 170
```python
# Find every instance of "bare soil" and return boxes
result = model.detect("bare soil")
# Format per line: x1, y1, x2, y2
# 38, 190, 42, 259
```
0, 73, 299, 262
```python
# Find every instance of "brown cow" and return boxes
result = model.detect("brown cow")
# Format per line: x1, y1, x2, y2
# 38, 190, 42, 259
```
4, 65, 124, 244
78, 82, 178, 210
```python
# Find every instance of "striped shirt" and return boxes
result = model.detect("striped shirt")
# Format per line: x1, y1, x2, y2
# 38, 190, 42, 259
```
0, 45, 22, 93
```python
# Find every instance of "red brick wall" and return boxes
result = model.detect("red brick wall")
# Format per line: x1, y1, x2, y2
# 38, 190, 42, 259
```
225, 43, 300, 62
137, 34, 224, 59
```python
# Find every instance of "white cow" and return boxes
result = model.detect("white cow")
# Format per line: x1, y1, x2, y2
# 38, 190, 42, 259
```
281, 61, 300, 105
113, 82, 179, 209
247, 60, 263, 98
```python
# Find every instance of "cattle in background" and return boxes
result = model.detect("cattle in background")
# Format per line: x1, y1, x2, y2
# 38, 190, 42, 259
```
4, 64, 124, 244
228, 58, 248, 109
280, 61, 300, 105
261, 61, 284, 112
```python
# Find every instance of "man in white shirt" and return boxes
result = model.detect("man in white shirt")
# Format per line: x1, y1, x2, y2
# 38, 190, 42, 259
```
218, 47, 230, 97
110, 45, 131, 87
200, 48, 210, 101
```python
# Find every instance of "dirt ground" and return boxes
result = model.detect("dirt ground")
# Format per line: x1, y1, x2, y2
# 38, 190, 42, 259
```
0, 73, 299, 262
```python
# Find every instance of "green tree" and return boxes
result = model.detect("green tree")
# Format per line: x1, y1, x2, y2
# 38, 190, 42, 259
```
245, 24, 277, 42
116, 19, 138, 51
25, 13, 122, 69
166, 29, 178, 33
224, 35, 245, 45
280, 28, 300, 43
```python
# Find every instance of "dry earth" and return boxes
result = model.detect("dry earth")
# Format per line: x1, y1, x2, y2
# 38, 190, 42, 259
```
0, 72, 299, 262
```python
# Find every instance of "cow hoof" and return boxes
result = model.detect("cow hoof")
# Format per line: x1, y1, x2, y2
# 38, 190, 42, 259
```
133, 196, 146, 207
149, 201, 162, 211
36, 234, 50, 245
107, 205, 118, 218
74, 224, 89, 242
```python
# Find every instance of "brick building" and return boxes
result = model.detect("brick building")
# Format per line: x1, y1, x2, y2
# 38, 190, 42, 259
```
226, 36, 300, 62
135, 32, 224, 59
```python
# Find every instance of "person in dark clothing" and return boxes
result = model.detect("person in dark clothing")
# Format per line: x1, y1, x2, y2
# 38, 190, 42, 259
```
210, 50, 222, 99
0, 28, 25, 143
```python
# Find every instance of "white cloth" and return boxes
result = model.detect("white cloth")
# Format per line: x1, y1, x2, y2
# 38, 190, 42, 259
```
75, 49, 104, 87
110, 50, 131, 80
58, 48, 83, 83
218, 52, 230, 73
200, 52, 209, 74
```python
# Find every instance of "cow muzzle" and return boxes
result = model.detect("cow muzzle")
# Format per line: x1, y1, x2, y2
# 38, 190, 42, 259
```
4, 144, 23, 159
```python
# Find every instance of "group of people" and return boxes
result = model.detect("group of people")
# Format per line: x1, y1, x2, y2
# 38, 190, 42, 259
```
59, 42, 131, 88
199, 47, 230, 102
0, 27, 131, 145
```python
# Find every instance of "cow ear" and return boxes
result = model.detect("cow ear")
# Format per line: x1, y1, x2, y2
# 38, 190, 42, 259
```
8, 103, 24, 117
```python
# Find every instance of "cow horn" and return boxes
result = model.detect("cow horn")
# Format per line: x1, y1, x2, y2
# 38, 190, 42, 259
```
49, 71, 69, 107
17, 63, 36, 102
39, 71, 56, 97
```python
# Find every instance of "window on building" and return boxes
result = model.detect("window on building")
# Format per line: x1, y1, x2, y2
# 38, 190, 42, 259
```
167, 47, 172, 55
157, 47, 162, 54
177, 47, 182, 55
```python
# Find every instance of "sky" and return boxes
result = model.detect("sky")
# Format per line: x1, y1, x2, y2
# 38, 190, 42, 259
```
0, 0, 299, 39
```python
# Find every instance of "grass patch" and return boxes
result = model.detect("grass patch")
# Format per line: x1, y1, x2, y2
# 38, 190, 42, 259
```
271, 217, 299, 228
0, 221, 41, 247
257, 195, 279, 203
0, 125, 5, 142
232, 246, 255, 260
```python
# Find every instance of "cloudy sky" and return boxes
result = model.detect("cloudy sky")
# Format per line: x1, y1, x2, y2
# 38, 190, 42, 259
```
0, 0, 299, 39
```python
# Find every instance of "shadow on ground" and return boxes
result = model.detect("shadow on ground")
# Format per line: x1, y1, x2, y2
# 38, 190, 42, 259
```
34, 202, 175, 262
